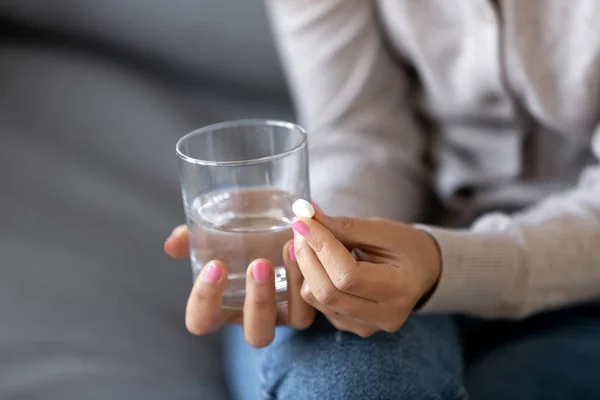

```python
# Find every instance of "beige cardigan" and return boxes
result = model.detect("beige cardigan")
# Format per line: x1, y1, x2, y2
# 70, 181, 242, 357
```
266, 0, 600, 318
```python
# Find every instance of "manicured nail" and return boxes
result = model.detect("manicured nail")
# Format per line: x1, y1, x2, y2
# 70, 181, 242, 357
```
252, 261, 271, 282
292, 199, 315, 218
292, 220, 310, 237
203, 262, 221, 283
288, 245, 296, 262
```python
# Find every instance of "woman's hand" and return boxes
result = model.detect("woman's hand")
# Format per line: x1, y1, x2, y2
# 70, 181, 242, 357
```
291, 208, 442, 337
164, 226, 316, 347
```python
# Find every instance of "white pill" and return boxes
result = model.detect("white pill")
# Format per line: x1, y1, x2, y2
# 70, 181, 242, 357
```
292, 198, 315, 218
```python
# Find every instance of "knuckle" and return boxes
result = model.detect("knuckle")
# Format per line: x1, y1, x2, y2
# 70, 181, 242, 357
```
310, 236, 326, 254
338, 217, 354, 230
332, 271, 360, 292
294, 243, 309, 259
355, 328, 376, 338
313, 284, 339, 306
301, 286, 315, 304
192, 284, 216, 303
292, 316, 315, 330
249, 292, 274, 309
192, 289, 209, 304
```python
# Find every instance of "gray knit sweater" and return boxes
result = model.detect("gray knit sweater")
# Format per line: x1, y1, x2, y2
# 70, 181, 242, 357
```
267, 0, 600, 318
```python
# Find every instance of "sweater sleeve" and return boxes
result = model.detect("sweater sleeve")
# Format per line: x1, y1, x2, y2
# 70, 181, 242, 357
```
419, 132, 600, 318
266, 0, 431, 221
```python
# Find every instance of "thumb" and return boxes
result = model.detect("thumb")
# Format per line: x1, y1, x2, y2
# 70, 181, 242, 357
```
311, 206, 389, 249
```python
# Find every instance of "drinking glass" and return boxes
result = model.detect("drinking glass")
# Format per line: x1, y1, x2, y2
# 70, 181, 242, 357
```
176, 119, 310, 309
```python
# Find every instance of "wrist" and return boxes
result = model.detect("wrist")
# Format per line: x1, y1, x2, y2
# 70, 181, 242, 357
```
412, 225, 523, 317
412, 227, 443, 304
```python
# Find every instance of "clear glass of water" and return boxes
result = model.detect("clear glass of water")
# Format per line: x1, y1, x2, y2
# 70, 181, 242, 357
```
176, 119, 310, 309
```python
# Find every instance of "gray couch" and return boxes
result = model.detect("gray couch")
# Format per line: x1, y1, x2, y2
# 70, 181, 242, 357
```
0, 1, 293, 398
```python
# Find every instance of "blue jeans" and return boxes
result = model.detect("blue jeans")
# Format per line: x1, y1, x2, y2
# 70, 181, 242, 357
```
224, 303, 600, 399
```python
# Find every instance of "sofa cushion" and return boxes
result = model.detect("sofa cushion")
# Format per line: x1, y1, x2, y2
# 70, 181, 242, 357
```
0, 0, 287, 94
0, 42, 291, 399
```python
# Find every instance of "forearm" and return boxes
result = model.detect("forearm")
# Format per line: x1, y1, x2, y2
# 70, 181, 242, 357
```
419, 163, 600, 318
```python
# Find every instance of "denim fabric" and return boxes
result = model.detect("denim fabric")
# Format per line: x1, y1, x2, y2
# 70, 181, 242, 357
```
224, 326, 297, 400
226, 304, 600, 400
462, 303, 600, 399
260, 314, 464, 400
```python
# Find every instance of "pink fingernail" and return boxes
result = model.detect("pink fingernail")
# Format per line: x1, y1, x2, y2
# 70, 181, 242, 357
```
252, 261, 271, 282
288, 245, 296, 262
292, 220, 310, 237
203, 262, 221, 283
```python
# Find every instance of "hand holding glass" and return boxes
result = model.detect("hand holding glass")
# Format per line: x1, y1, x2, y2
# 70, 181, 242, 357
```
176, 120, 310, 309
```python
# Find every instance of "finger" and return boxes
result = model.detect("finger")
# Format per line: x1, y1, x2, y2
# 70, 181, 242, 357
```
281, 240, 316, 329
299, 283, 376, 338
293, 217, 399, 301
292, 222, 347, 307
299, 280, 387, 328
186, 260, 236, 335
243, 259, 277, 348
293, 216, 357, 272
292, 236, 386, 324
311, 208, 395, 250
292, 225, 372, 313
164, 225, 191, 259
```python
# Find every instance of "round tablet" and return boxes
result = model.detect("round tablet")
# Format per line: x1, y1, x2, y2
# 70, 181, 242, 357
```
292, 199, 315, 218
